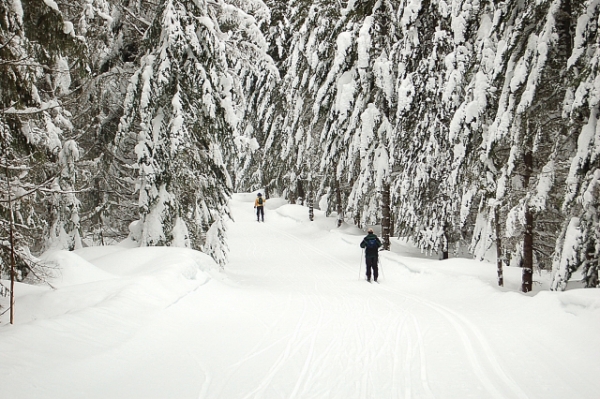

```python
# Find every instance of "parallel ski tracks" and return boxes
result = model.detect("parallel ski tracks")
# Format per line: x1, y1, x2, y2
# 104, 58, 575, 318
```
264, 223, 529, 399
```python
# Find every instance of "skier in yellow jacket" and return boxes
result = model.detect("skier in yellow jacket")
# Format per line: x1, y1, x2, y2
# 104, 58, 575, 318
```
254, 193, 265, 222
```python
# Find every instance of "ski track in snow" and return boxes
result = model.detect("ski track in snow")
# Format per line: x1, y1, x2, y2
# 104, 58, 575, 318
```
222, 200, 527, 399
378, 282, 527, 399
2, 196, 598, 399
266, 220, 526, 398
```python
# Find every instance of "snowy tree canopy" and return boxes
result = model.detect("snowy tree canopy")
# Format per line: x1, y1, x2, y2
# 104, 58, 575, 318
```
115, 0, 273, 266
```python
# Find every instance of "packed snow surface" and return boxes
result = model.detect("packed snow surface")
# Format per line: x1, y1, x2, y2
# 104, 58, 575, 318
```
1, 194, 599, 399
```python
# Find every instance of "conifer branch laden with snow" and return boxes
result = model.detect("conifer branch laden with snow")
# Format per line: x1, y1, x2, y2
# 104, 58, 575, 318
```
115, 0, 273, 266
241, 0, 599, 290
1, 0, 87, 284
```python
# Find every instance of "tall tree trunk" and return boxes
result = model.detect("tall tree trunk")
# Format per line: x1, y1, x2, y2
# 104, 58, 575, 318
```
522, 208, 534, 292
584, 241, 599, 288
296, 179, 305, 205
5, 162, 16, 324
381, 182, 391, 250
335, 180, 343, 228
389, 211, 394, 238
9, 208, 15, 325
495, 205, 504, 287
440, 224, 449, 260
308, 188, 314, 221
556, 0, 572, 58
522, 151, 534, 292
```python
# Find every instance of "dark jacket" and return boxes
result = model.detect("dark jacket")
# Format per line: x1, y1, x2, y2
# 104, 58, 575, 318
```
360, 233, 382, 258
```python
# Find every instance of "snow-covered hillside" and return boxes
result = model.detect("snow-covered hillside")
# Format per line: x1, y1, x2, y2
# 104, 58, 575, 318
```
1, 194, 599, 399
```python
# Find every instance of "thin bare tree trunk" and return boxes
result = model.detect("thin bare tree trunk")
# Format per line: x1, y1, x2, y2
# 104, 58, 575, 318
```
522, 208, 534, 292
308, 190, 314, 221
495, 205, 504, 287
297, 179, 305, 205
335, 181, 343, 228
585, 242, 599, 287
9, 206, 15, 325
389, 210, 394, 239
440, 224, 449, 260
381, 182, 391, 250
522, 151, 534, 292
5, 162, 16, 324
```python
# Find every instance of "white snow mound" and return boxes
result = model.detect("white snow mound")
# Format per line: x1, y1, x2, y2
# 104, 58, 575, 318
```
40, 250, 115, 287
81, 246, 216, 278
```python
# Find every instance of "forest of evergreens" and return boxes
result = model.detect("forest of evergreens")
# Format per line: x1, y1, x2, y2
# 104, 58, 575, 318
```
1, 0, 599, 292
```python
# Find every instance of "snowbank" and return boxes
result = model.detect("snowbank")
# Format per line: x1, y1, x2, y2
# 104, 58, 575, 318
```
40, 250, 115, 287
0, 246, 218, 328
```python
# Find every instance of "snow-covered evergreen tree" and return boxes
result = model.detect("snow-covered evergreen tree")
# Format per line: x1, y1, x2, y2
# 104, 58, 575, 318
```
230, 0, 281, 195
467, 0, 574, 291
242, 0, 333, 202
332, 1, 399, 233
1, 0, 85, 277
389, 0, 461, 257
46, 139, 83, 251
115, 0, 272, 267
552, 0, 600, 289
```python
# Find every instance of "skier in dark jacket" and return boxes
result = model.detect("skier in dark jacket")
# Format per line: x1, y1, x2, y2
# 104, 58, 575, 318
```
360, 228, 382, 282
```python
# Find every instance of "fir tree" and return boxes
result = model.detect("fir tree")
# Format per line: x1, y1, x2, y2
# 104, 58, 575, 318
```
390, 0, 459, 257
1, 0, 85, 278
115, 0, 272, 267
552, 0, 600, 289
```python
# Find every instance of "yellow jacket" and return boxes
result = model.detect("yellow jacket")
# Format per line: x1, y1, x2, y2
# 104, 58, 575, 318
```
254, 197, 266, 207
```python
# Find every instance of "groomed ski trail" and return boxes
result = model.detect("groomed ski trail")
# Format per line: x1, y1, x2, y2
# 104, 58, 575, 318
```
77, 194, 594, 399
1, 194, 599, 399
196, 195, 533, 399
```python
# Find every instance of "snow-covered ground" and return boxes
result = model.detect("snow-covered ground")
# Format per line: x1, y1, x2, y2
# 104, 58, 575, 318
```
1, 193, 599, 399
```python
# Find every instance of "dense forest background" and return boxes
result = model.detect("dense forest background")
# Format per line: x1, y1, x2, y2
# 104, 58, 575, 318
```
1, 0, 599, 292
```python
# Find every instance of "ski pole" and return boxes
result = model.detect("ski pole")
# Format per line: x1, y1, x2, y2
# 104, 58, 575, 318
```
358, 249, 364, 280
378, 256, 385, 281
